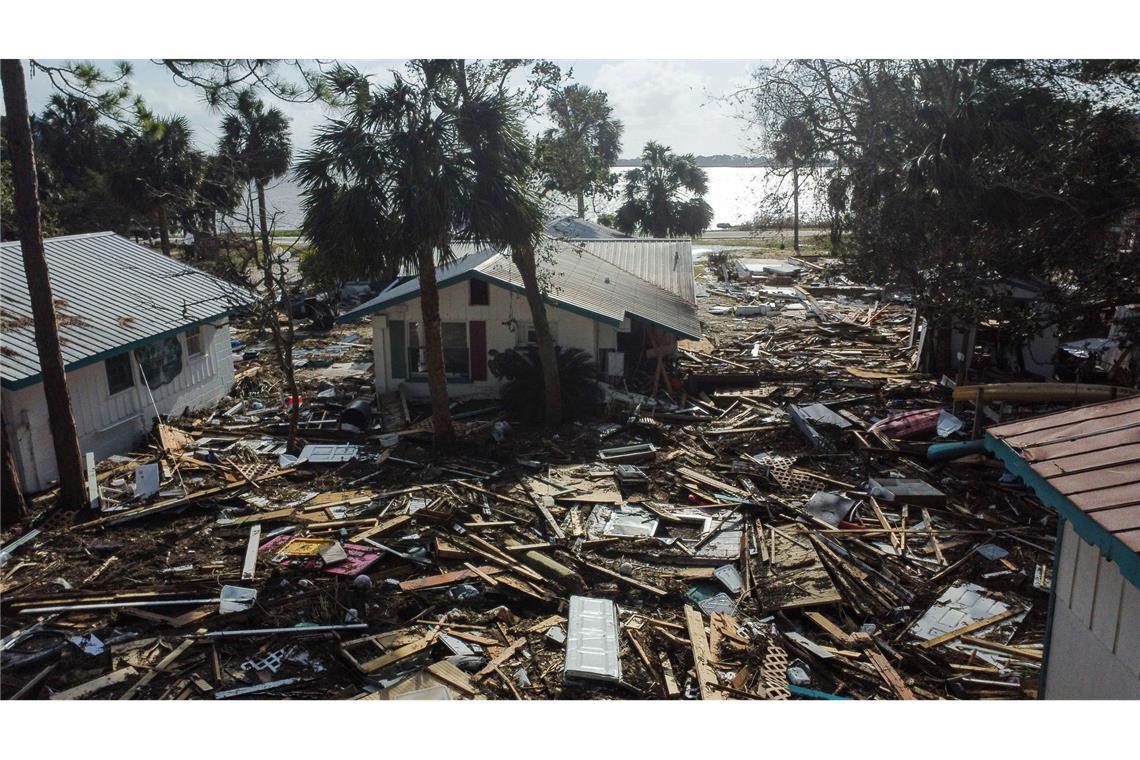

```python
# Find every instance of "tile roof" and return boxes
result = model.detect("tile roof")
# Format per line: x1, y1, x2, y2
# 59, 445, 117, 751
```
1, 232, 256, 389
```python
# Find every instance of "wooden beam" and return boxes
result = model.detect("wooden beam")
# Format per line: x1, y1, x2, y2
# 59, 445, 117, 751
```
958, 635, 1043, 661
683, 605, 722, 700
50, 666, 139, 700
359, 632, 438, 674
916, 608, 1022, 650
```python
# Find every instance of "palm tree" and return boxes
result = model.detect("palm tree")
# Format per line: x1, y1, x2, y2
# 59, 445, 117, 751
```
298, 61, 554, 443
1, 59, 86, 512
216, 91, 298, 446
770, 116, 817, 251
536, 84, 624, 218
112, 114, 201, 255
615, 142, 713, 237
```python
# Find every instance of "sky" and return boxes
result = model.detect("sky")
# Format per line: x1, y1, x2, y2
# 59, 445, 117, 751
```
19, 59, 765, 160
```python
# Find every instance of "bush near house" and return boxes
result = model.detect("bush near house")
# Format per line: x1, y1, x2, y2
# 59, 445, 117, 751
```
488, 346, 603, 424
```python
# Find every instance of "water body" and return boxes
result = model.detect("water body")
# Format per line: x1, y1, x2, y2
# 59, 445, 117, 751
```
262, 165, 823, 232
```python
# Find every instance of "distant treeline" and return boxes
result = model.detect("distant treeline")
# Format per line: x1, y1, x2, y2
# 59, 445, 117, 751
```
614, 154, 773, 168
613, 154, 837, 168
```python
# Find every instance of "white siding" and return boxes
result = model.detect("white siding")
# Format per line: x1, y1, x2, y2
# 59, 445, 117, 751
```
3, 322, 236, 493
1044, 520, 1140, 699
370, 278, 603, 400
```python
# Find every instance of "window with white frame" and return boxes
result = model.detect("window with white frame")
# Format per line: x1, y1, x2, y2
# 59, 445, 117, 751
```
408, 321, 470, 378
516, 321, 557, 347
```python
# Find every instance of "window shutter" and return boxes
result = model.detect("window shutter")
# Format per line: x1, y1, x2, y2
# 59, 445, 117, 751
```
389, 320, 406, 379
469, 321, 487, 381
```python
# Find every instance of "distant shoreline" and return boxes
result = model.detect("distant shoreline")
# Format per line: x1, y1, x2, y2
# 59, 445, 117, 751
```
614, 155, 777, 168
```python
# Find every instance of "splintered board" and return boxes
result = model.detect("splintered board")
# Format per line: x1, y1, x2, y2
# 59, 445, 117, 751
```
754, 523, 842, 612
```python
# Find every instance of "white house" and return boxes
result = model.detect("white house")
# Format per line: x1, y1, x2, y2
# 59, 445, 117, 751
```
986, 396, 1140, 699
1, 232, 256, 493
340, 236, 701, 401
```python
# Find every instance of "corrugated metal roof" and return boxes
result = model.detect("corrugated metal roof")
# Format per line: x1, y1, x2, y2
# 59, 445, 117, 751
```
575, 239, 695, 304
341, 239, 701, 340
986, 396, 1140, 552
1, 232, 256, 388
343, 247, 500, 317
545, 216, 628, 240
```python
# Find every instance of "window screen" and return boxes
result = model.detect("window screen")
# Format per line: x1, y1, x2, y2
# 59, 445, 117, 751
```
441, 322, 469, 377
407, 322, 469, 378
105, 353, 134, 395
135, 336, 183, 389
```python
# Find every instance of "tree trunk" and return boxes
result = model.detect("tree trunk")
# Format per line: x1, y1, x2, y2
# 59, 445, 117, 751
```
512, 246, 562, 428
576, 193, 586, 219
417, 245, 455, 446
1, 418, 26, 525
157, 205, 172, 256
1, 59, 87, 510
256, 180, 300, 450
792, 162, 800, 252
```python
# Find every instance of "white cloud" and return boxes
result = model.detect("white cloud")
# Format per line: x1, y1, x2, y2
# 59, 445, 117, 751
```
587, 60, 752, 157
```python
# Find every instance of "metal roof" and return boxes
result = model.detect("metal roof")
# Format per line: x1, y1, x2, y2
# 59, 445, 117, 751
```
986, 396, 1140, 554
341, 239, 701, 340
1, 232, 257, 389
545, 216, 628, 240
574, 239, 695, 304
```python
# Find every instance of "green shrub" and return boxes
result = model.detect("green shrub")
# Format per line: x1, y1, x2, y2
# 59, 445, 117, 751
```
488, 345, 603, 423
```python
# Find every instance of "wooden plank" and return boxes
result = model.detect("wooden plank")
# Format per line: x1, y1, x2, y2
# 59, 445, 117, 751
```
575, 558, 667, 596
659, 652, 681, 698
443, 629, 500, 646
427, 660, 479, 696
683, 605, 722, 700
958, 635, 1043, 661
1045, 466, 1140, 497
1021, 425, 1140, 463
398, 566, 503, 592
462, 562, 500, 586
241, 524, 261, 580
473, 638, 527, 681
223, 507, 294, 526
754, 524, 842, 612
804, 611, 854, 645
50, 666, 139, 700
1030, 443, 1140, 478
359, 632, 438, 674
864, 647, 916, 700
120, 636, 197, 700
1002, 409, 1140, 449
1070, 484, 1140, 512
351, 514, 413, 543
916, 608, 1022, 650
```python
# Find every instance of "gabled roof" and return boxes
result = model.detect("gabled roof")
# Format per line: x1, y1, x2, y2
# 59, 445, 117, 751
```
545, 216, 628, 240
575, 239, 695, 304
1, 232, 257, 389
985, 396, 1140, 587
340, 238, 701, 340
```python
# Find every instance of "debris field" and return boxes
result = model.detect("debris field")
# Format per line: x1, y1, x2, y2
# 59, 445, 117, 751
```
1, 256, 1066, 700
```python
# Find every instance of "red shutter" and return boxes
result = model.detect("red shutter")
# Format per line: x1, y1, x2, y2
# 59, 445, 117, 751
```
469, 321, 487, 381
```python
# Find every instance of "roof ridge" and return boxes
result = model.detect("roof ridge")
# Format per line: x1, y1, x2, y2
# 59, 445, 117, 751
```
0, 230, 117, 248
559, 242, 691, 304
